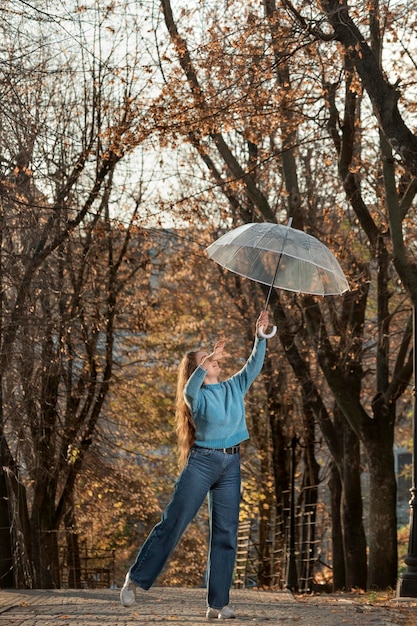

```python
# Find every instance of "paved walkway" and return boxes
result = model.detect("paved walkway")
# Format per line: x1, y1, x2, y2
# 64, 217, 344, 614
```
0, 587, 416, 625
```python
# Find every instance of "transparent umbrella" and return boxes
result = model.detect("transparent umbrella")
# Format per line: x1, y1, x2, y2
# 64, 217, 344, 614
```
206, 220, 350, 337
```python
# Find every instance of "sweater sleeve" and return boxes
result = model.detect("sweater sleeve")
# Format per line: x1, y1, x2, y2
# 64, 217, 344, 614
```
231, 335, 266, 394
183, 365, 206, 413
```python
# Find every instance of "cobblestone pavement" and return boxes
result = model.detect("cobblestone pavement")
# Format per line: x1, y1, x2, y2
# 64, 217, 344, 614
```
0, 587, 416, 625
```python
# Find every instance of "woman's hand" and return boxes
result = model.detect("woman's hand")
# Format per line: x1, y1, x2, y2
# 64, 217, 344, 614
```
256, 311, 270, 337
199, 338, 229, 370
210, 338, 229, 361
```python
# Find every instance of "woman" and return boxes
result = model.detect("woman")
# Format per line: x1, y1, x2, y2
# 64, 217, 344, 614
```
120, 310, 270, 619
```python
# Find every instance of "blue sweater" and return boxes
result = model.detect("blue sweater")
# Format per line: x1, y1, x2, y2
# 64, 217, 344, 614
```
184, 336, 266, 449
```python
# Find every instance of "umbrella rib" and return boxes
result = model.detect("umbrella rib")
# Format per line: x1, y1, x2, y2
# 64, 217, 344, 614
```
264, 217, 293, 308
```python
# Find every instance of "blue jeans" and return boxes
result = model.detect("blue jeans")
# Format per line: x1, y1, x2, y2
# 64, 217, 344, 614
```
128, 445, 241, 609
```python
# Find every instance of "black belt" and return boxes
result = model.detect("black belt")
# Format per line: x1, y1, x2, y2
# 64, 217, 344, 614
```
217, 445, 240, 454
195, 445, 240, 454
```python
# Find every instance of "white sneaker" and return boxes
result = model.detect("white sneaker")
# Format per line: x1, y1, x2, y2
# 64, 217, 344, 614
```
206, 605, 236, 619
120, 572, 136, 607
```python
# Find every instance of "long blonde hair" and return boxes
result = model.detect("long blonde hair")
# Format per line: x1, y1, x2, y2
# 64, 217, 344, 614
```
175, 351, 197, 468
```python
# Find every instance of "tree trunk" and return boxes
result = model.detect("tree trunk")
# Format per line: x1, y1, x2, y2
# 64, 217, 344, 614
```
256, 448, 274, 587
31, 488, 61, 588
30, 527, 60, 588
365, 416, 397, 589
65, 504, 82, 589
341, 419, 367, 590
269, 407, 290, 529
0, 463, 13, 587
0, 431, 34, 587
265, 357, 291, 586
329, 461, 345, 591
298, 404, 320, 592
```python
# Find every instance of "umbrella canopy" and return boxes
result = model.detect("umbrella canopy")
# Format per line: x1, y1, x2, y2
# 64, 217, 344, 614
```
206, 222, 349, 297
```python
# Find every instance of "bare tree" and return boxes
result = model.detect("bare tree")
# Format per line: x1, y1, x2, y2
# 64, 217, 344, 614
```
0, 0, 158, 587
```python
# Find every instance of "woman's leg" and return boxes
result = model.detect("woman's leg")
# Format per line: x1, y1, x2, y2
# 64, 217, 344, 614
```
129, 447, 221, 589
206, 452, 241, 609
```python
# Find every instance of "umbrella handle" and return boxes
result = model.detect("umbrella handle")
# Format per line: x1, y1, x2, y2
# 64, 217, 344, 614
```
259, 325, 277, 339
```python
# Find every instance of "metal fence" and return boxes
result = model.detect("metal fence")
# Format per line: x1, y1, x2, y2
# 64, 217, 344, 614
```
59, 542, 116, 589
233, 486, 333, 591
